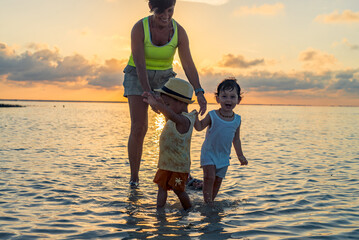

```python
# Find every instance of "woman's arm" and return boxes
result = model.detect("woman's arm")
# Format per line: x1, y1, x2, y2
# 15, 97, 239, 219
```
177, 23, 207, 115
233, 124, 248, 165
131, 20, 151, 92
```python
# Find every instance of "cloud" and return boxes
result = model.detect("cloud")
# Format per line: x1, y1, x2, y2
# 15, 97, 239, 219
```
0, 47, 92, 82
185, 50, 358, 98
299, 48, 338, 71
238, 71, 326, 92
178, 0, 229, 6
233, 3, 284, 16
315, 10, 359, 23
0, 42, 16, 56
334, 38, 359, 50
330, 70, 359, 93
198, 64, 359, 97
2, 42, 359, 103
88, 58, 127, 88
219, 54, 265, 68
0, 42, 126, 88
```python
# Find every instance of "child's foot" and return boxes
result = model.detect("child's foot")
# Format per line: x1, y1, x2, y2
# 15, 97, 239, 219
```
129, 180, 139, 188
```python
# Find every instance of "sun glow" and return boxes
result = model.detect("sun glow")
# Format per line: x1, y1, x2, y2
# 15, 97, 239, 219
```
155, 113, 166, 132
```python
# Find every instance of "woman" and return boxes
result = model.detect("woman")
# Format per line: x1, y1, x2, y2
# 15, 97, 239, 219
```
123, 0, 207, 187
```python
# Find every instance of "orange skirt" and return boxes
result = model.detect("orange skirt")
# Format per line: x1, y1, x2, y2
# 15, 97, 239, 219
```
154, 169, 189, 192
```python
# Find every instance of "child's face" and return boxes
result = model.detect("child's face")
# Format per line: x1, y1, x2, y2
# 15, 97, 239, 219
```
161, 94, 183, 113
216, 88, 240, 111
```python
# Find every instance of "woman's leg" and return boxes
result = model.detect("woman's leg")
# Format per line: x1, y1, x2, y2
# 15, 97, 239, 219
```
127, 95, 148, 184
202, 165, 216, 204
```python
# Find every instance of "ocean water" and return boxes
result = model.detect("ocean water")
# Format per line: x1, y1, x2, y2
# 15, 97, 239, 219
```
0, 101, 358, 240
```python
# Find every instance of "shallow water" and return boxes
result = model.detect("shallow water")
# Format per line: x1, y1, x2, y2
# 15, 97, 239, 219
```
0, 101, 358, 239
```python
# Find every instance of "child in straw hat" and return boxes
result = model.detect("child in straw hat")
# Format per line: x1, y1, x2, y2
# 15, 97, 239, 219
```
142, 77, 196, 211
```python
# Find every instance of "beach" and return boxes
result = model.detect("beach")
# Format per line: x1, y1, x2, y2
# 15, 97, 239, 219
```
0, 101, 358, 239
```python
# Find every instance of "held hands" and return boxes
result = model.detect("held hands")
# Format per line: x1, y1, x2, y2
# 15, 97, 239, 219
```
196, 92, 207, 116
238, 155, 248, 166
142, 91, 161, 113
142, 91, 155, 105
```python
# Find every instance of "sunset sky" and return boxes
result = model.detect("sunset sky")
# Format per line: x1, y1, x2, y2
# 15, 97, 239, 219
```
1, 0, 359, 106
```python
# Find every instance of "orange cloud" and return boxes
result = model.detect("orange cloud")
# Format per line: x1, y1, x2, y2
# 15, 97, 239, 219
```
333, 38, 359, 50
0, 42, 127, 88
315, 10, 359, 23
299, 48, 338, 71
219, 54, 265, 68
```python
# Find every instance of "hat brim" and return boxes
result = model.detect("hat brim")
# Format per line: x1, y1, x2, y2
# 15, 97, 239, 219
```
155, 88, 195, 104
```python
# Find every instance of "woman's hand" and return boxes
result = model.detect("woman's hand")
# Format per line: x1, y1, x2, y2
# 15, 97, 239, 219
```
142, 91, 161, 114
196, 92, 207, 115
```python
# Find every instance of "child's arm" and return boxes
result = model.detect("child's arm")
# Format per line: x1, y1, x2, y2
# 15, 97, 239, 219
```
233, 124, 248, 165
143, 92, 190, 134
194, 111, 211, 131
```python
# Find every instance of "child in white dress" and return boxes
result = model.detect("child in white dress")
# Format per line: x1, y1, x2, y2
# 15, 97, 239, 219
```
195, 78, 248, 205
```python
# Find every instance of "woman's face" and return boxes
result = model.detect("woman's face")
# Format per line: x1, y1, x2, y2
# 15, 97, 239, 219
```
152, 4, 175, 27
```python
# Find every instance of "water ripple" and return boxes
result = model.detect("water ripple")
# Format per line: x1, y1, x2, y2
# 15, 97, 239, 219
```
0, 103, 358, 239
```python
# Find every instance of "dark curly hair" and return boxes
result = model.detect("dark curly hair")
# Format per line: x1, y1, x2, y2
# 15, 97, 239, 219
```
215, 78, 243, 102
148, 0, 176, 14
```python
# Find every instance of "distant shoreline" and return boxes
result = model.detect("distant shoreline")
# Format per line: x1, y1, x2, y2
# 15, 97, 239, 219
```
0, 99, 127, 104
0, 103, 26, 108
0, 99, 357, 107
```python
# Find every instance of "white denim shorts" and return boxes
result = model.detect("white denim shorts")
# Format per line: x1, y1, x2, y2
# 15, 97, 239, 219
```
202, 165, 229, 179
215, 166, 229, 179
123, 65, 177, 97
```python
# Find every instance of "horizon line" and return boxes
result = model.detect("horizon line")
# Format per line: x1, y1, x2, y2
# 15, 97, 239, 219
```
0, 99, 357, 108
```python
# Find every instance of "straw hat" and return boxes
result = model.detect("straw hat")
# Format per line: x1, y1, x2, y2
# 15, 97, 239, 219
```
155, 78, 194, 104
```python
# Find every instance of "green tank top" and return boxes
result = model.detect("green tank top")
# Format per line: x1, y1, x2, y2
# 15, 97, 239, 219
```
128, 16, 178, 70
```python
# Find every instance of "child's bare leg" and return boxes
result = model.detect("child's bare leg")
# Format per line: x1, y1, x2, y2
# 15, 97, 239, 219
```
212, 176, 223, 201
202, 165, 216, 204
174, 189, 192, 210
157, 185, 167, 209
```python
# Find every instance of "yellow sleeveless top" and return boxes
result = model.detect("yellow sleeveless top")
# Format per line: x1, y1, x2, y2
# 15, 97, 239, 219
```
128, 16, 178, 70
158, 111, 196, 173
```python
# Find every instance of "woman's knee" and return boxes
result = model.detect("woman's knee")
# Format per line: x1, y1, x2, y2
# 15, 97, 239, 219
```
130, 121, 148, 138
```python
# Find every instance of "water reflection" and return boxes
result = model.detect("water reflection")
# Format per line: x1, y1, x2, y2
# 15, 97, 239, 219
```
1, 102, 358, 239
126, 187, 195, 239
154, 112, 166, 133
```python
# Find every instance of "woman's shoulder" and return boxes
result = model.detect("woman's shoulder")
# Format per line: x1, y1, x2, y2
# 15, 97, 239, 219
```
175, 21, 188, 41
133, 16, 150, 28
132, 18, 146, 36
133, 18, 145, 27
176, 21, 186, 33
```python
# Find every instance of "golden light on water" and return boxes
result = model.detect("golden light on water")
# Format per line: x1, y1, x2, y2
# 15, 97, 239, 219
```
155, 113, 166, 132
142, 112, 166, 167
